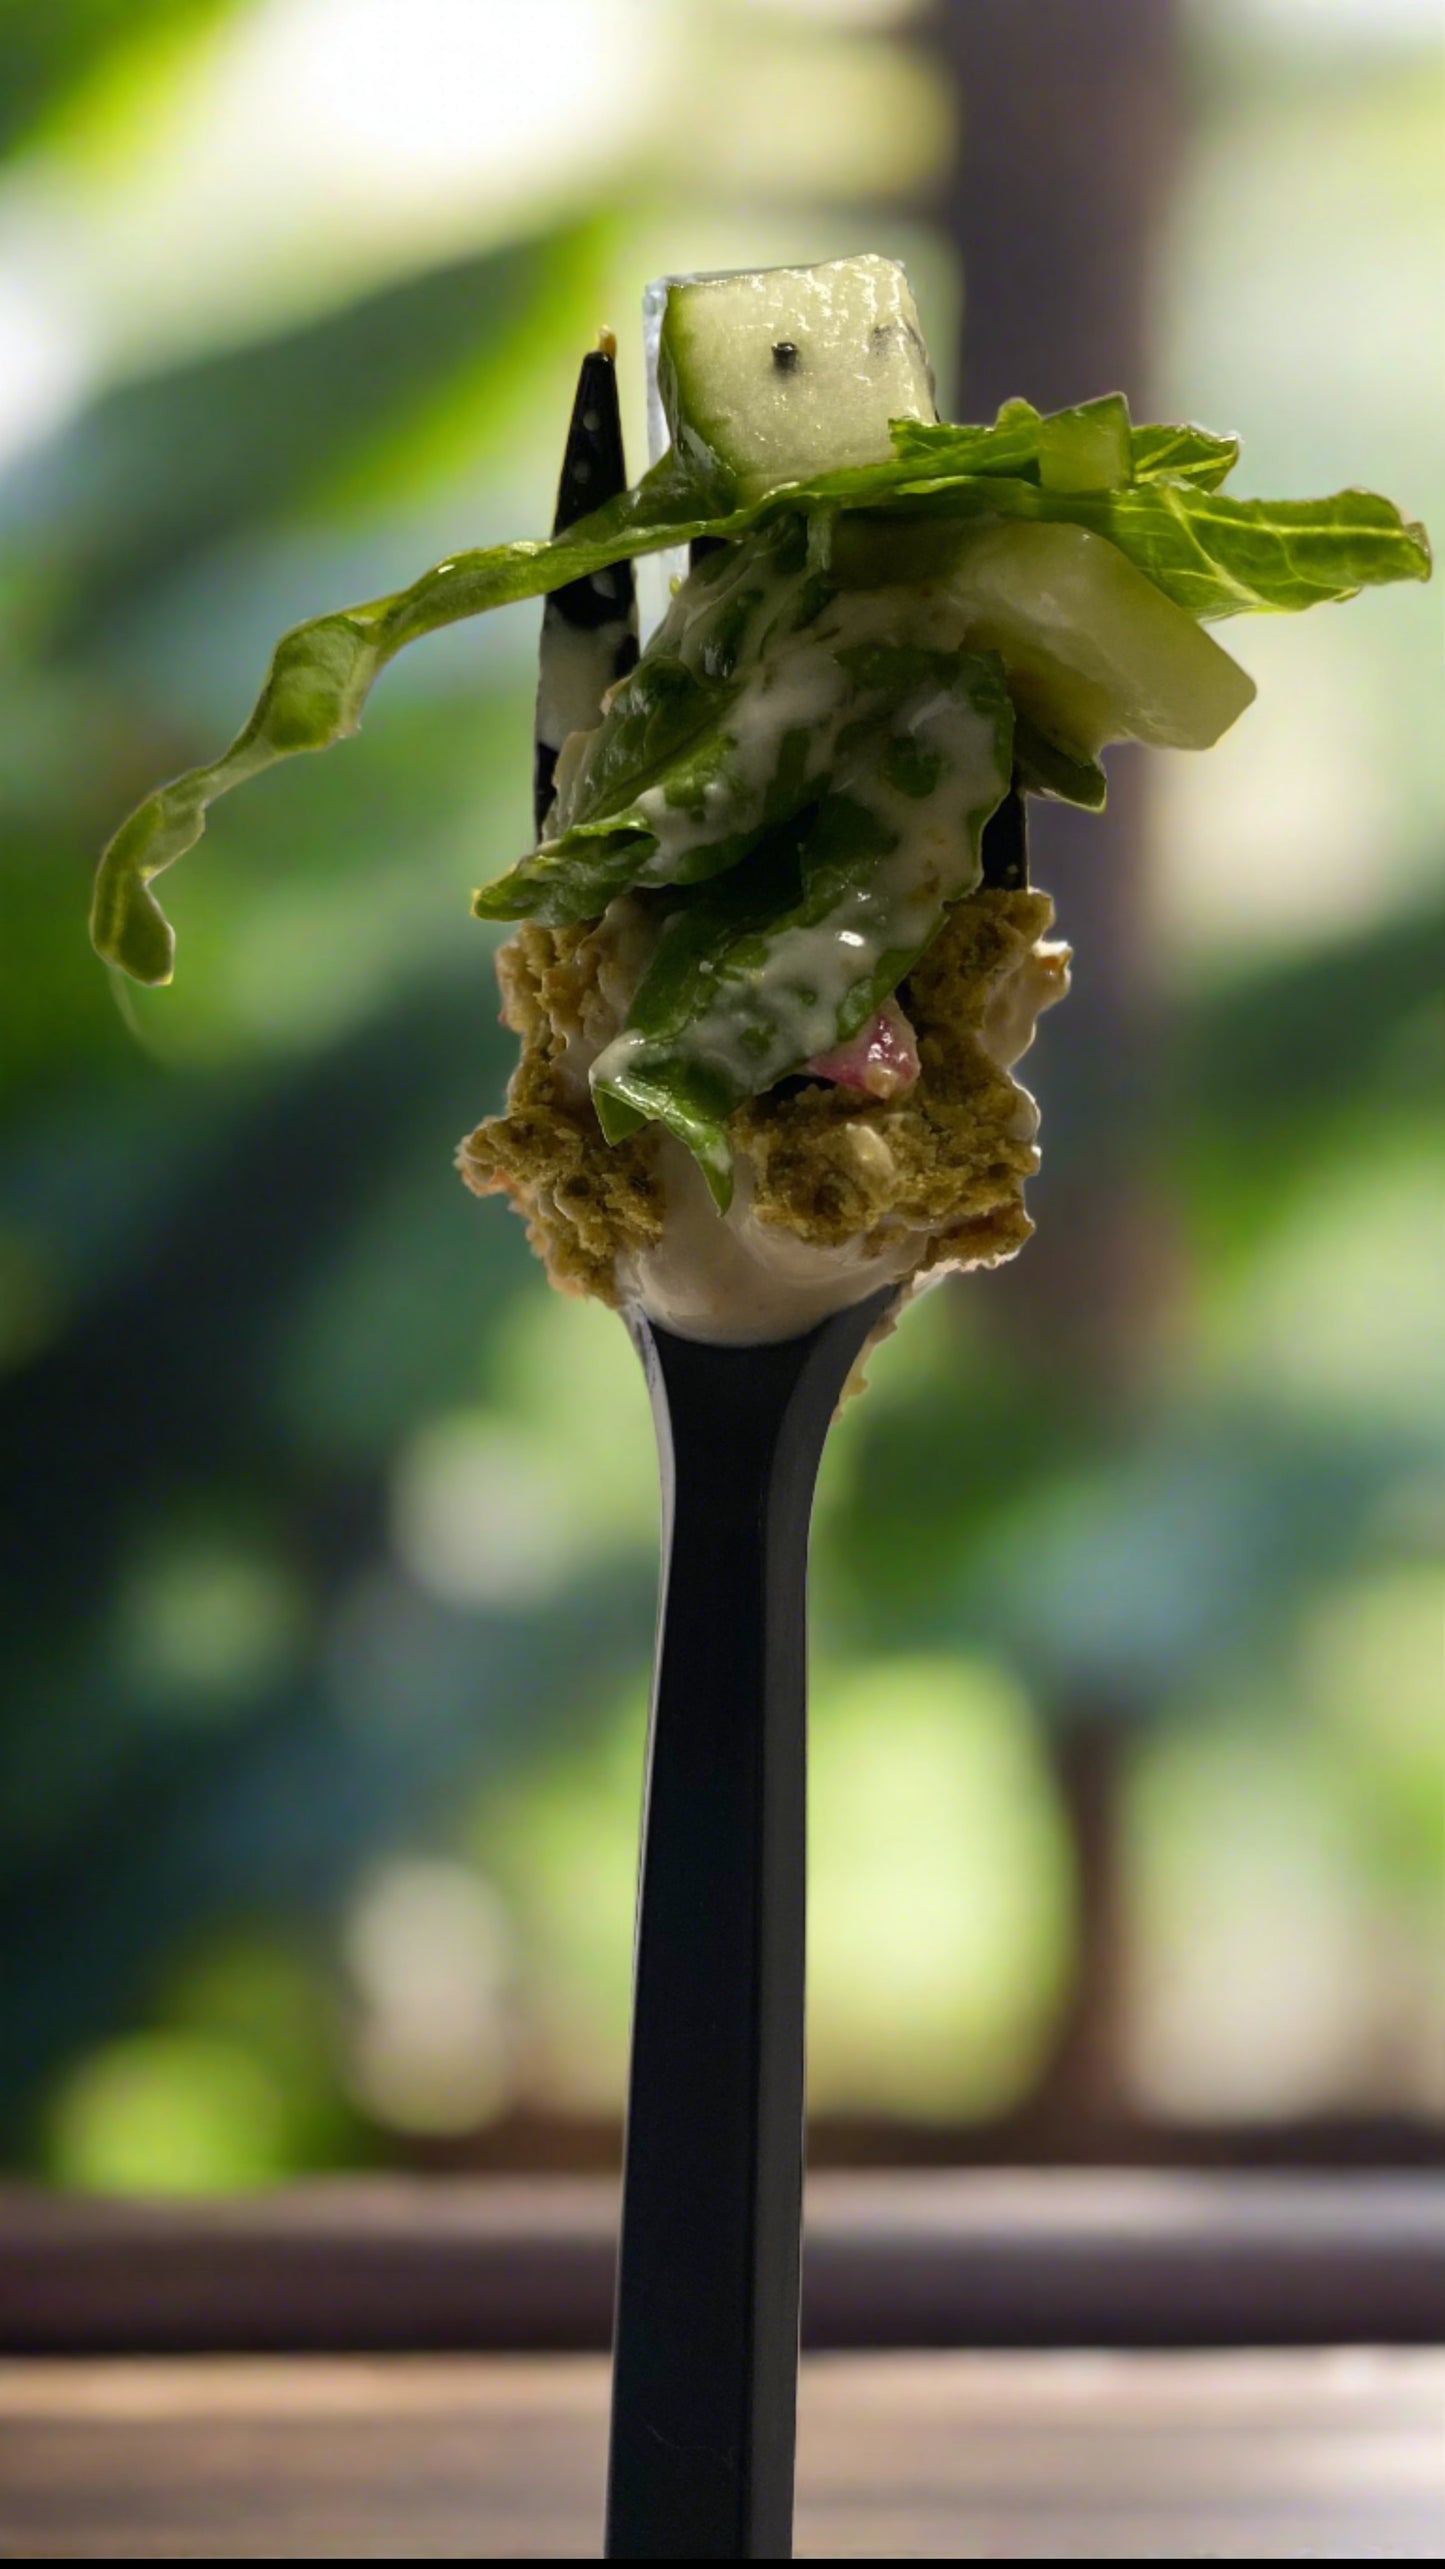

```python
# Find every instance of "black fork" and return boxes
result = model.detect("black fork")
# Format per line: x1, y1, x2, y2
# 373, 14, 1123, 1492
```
605, 1290, 896, 2560
533, 336, 637, 838
535, 350, 1026, 2558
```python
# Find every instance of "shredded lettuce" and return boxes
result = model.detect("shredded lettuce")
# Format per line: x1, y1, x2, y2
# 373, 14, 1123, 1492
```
591, 650, 1014, 1204
891, 403, 1242, 495
92, 394, 1430, 987
861, 474, 1431, 622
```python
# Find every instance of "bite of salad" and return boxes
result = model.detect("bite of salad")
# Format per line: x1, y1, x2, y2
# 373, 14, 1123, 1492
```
92, 256, 1430, 1344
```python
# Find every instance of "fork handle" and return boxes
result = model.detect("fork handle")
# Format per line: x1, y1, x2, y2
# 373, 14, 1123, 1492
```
605, 1291, 895, 2561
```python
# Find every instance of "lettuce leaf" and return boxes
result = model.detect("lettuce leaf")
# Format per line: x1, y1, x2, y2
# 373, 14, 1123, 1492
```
874, 475, 1432, 623
476, 610, 1002, 931
890, 404, 1241, 493
1128, 421, 1240, 491
90, 465, 716, 985
92, 405, 1430, 986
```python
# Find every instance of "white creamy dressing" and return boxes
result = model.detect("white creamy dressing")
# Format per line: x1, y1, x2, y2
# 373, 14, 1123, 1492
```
619, 1140, 927, 1343
633, 638, 844, 872
588, 570, 1012, 1107
571, 538, 998, 895
591, 662, 1004, 1106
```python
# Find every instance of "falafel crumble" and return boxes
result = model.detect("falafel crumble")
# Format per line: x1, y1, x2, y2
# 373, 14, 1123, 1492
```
459, 886, 1068, 1313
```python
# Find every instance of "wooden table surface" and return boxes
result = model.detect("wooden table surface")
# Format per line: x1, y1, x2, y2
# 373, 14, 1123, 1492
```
1, 2349, 1440, 2559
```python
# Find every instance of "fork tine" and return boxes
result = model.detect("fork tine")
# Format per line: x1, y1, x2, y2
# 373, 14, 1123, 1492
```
534, 338, 638, 836
979, 781, 1030, 888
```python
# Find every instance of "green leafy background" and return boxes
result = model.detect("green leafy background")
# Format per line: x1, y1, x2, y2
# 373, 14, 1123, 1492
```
0, 0, 1440, 2189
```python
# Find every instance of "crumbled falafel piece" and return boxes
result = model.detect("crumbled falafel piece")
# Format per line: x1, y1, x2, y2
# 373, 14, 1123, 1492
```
734, 889, 1061, 1264
458, 921, 665, 1302
460, 887, 1064, 1306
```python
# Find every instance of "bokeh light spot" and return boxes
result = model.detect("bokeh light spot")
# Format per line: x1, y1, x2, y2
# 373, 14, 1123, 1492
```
807, 1655, 1073, 2119
391, 1413, 585, 1608
118, 1535, 306, 1712
47, 2031, 289, 2194
343, 1858, 516, 2135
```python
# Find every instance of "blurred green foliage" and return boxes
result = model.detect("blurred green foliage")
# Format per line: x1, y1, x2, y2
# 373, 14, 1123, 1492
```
0, 0, 235, 158
0, 0, 1440, 2188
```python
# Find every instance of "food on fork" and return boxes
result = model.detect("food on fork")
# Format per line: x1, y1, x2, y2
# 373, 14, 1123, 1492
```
461, 866, 1066, 1344
92, 256, 1430, 1345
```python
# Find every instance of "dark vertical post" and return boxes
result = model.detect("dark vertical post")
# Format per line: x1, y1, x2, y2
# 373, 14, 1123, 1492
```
932, 0, 1184, 2120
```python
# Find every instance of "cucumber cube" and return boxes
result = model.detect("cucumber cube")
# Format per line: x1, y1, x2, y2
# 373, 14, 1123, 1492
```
652, 255, 936, 505
945, 519, 1257, 752
829, 514, 1256, 753
1037, 394, 1133, 493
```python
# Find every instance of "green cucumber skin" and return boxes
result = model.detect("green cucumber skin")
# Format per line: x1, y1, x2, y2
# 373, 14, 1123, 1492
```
656, 311, 735, 506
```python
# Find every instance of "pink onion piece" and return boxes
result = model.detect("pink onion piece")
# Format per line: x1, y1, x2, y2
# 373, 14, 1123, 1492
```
806, 996, 920, 1099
